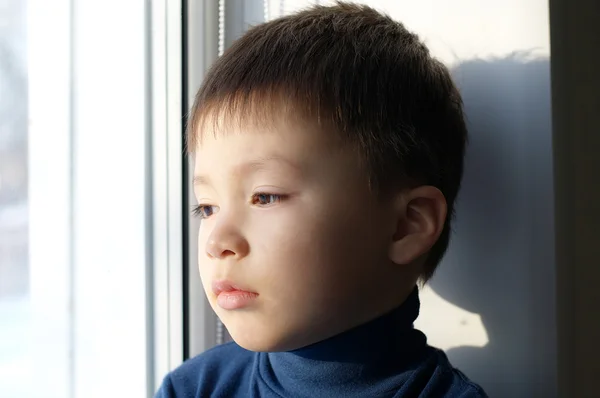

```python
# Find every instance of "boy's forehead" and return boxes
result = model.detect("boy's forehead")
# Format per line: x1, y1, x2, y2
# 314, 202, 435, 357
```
193, 151, 305, 186
189, 96, 356, 178
192, 132, 324, 189
192, 116, 357, 179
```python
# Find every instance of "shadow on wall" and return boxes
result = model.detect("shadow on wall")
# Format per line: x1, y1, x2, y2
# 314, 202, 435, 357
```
429, 54, 556, 398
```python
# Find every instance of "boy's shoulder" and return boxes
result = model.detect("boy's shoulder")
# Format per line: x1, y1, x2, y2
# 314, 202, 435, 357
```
155, 342, 255, 397
422, 348, 488, 398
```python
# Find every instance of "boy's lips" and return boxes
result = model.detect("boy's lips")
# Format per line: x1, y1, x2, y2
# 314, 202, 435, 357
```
212, 280, 258, 310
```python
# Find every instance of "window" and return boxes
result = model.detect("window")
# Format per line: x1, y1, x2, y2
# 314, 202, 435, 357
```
0, 1, 162, 396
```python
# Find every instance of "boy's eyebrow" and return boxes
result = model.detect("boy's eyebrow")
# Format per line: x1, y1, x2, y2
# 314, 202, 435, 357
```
193, 156, 302, 187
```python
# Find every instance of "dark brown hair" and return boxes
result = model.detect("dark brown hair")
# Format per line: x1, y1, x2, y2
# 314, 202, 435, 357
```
187, 2, 468, 282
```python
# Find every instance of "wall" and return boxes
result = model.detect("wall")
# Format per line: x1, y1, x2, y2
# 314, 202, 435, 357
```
364, 2, 556, 397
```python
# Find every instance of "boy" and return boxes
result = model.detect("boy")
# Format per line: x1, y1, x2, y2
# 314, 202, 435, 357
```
157, 2, 487, 397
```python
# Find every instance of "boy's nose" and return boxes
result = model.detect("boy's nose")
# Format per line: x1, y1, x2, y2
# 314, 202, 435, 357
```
205, 233, 250, 260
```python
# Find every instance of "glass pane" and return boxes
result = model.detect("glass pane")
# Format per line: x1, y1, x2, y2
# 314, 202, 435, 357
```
2, 1, 155, 395
0, 0, 30, 396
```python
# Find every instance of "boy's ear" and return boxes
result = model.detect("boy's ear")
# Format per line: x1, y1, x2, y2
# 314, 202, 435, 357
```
388, 186, 447, 266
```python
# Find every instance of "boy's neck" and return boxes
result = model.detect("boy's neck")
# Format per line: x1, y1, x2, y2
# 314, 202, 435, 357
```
259, 286, 427, 395
280, 286, 422, 361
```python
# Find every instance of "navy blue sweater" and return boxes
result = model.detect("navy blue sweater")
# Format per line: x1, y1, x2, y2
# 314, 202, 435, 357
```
155, 289, 487, 397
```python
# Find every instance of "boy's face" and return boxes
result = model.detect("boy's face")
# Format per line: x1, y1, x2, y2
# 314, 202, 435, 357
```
193, 119, 401, 352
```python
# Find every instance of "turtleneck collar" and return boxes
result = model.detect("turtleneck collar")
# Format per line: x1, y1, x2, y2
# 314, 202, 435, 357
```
256, 287, 428, 397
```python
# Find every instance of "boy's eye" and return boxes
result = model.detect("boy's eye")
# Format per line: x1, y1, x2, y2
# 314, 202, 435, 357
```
192, 205, 217, 219
192, 194, 283, 218
251, 193, 282, 206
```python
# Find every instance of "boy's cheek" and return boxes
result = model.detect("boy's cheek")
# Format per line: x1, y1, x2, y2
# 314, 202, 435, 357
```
193, 200, 365, 267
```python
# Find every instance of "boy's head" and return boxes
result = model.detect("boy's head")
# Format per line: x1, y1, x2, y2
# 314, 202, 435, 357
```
190, 2, 467, 352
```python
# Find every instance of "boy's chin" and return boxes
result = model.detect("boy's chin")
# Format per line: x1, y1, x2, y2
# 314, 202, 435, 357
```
226, 326, 309, 353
